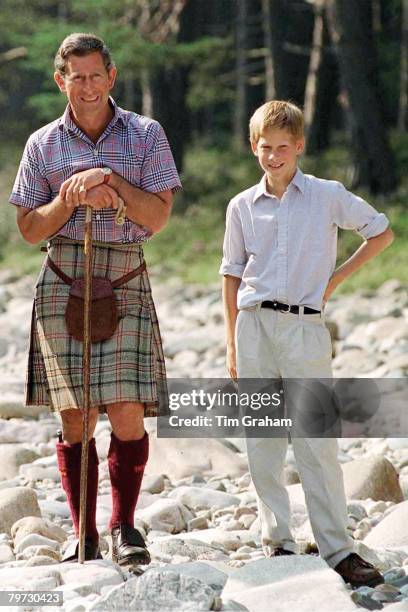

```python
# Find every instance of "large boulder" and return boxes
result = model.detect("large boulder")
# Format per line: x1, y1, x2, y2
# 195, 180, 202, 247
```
342, 457, 403, 503
148, 436, 248, 479
222, 556, 357, 612
0, 487, 40, 534
88, 568, 218, 611
286, 456, 404, 508
0, 444, 40, 479
364, 500, 408, 548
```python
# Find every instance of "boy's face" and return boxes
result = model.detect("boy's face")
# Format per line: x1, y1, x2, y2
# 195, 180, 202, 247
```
251, 127, 304, 183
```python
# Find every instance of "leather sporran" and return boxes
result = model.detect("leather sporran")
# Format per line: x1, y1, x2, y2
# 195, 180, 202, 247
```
66, 277, 119, 343
45, 253, 146, 344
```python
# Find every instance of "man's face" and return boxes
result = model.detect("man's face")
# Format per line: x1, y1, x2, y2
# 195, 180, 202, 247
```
54, 51, 116, 119
251, 127, 304, 182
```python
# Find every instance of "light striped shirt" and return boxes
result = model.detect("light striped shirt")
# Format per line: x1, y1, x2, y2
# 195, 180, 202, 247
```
9, 97, 182, 243
219, 168, 389, 311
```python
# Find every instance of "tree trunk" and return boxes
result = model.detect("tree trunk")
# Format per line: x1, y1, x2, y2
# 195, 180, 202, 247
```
398, 0, 408, 131
304, 1, 326, 143
140, 67, 154, 118
306, 12, 339, 154
234, 0, 248, 149
327, 0, 397, 194
261, 0, 275, 100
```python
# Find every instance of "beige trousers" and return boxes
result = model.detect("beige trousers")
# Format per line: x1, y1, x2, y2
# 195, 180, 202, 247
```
236, 305, 354, 568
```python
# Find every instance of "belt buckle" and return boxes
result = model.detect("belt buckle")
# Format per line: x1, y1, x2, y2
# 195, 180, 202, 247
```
279, 303, 291, 313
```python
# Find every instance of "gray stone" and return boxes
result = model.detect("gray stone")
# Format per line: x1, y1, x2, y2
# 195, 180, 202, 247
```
141, 474, 165, 494
188, 516, 210, 531
222, 557, 358, 611
342, 457, 404, 503
350, 591, 383, 610
19, 463, 60, 481
148, 436, 248, 479
25, 555, 60, 566
88, 569, 217, 611
0, 445, 40, 480
371, 583, 401, 603
169, 486, 240, 511
58, 561, 124, 594
11, 516, 67, 544
354, 541, 408, 572
152, 561, 228, 595
149, 538, 228, 562
365, 501, 408, 548
0, 487, 40, 534
0, 565, 61, 590
136, 498, 192, 533
284, 467, 300, 485
15, 533, 60, 554
39, 499, 71, 518
0, 543, 14, 563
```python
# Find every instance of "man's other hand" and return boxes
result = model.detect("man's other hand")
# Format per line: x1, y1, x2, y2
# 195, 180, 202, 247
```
82, 184, 120, 210
59, 168, 107, 206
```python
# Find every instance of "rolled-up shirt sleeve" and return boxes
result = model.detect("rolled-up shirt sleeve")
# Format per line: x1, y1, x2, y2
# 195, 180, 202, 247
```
219, 200, 247, 278
9, 135, 51, 209
140, 120, 182, 194
331, 181, 389, 239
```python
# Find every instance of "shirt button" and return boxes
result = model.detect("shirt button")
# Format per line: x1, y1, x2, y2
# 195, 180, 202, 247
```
96, 214, 101, 220
93, 149, 98, 156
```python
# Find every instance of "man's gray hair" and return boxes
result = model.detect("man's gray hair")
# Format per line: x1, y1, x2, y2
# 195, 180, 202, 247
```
55, 32, 115, 75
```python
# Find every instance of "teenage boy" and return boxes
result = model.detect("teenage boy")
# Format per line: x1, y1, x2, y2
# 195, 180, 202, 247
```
220, 100, 394, 587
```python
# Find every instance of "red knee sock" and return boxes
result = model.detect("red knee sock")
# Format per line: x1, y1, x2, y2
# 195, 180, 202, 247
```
56, 437, 99, 542
108, 431, 149, 530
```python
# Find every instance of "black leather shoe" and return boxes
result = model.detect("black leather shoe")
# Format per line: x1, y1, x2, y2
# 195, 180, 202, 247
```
111, 524, 151, 566
273, 547, 296, 556
61, 537, 102, 562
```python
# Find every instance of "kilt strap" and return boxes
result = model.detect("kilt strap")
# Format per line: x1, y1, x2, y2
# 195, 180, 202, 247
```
45, 255, 146, 288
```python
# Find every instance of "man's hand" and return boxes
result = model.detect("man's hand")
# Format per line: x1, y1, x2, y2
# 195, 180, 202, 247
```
59, 168, 106, 206
83, 184, 120, 210
227, 345, 238, 381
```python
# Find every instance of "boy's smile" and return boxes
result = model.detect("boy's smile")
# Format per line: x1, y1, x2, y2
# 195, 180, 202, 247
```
251, 127, 304, 196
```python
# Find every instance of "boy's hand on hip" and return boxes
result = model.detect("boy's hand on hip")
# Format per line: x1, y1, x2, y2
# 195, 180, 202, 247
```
227, 345, 238, 381
323, 272, 342, 306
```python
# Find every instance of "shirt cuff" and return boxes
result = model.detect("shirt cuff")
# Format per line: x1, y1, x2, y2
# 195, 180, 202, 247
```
219, 261, 245, 278
358, 213, 389, 240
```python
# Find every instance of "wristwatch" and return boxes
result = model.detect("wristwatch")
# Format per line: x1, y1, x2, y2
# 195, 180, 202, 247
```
101, 167, 112, 184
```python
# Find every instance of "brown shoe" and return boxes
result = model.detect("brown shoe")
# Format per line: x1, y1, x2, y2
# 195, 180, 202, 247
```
273, 547, 296, 556
334, 553, 384, 588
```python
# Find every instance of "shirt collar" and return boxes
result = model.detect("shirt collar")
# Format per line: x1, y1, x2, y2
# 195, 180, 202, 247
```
253, 167, 305, 203
59, 96, 129, 133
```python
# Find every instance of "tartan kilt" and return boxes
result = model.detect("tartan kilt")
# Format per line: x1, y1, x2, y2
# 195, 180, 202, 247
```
26, 237, 168, 417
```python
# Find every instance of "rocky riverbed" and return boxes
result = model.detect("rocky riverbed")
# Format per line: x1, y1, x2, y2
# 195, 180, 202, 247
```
0, 271, 407, 611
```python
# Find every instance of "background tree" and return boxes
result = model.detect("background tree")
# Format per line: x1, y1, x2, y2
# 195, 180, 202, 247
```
327, 0, 397, 193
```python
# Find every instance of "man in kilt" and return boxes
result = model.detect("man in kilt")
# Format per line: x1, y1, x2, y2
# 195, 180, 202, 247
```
9, 33, 181, 564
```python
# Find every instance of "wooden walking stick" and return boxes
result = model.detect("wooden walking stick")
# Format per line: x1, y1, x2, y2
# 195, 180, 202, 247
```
78, 204, 93, 564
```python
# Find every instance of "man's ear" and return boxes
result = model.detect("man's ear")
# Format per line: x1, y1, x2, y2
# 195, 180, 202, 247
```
54, 71, 66, 94
108, 67, 117, 90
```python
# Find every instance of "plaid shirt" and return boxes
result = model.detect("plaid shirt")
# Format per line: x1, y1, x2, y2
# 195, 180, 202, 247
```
9, 97, 182, 243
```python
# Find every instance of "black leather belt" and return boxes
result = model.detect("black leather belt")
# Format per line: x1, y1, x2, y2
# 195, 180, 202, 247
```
261, 300, 321, 315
